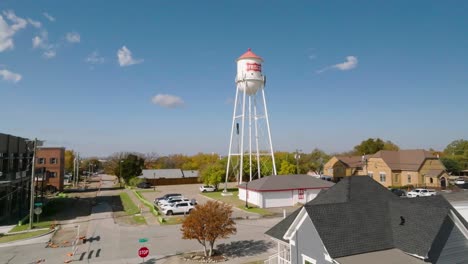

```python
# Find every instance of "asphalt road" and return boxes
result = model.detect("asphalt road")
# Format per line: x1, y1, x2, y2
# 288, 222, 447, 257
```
0, 175, 280, 264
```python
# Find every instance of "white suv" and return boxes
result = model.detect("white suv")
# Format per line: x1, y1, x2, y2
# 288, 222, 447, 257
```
162, 201, 194, 215
407, 188, 437, 198
160, 198, 191, 209
200, 185, 216, 192
158, 196, 183, 206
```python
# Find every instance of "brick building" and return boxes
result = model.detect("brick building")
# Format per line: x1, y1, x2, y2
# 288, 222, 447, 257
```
0, 133, 32, 224
35, 147, 65, 192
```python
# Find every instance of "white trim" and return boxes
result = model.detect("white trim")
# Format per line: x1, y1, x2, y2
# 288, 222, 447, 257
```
301, 254, 317, 264
449, 209, 468, 239
284, 207, 307, 240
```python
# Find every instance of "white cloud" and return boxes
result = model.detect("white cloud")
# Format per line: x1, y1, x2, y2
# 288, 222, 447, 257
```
0, 10, 29, 52
308, 54, 317, 60
85, 51, 105, 64
117, 46, 143, 66
66, 32, 80, 43
27, 18, 41, 28
317, 56, 358, 73
151, 94, 184, 108
43, 12, 55, 22
43, 50, 56, 59
333, 56, 358, 70
0, 68, 22, 83
32, 35, 43, 48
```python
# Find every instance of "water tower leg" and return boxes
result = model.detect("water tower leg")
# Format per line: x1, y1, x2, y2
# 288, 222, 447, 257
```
254, 96, 261, 178
262, 89, 277, 175
248, 96, 253, 182
239, 89, 247, 184
224, 87, 240, 192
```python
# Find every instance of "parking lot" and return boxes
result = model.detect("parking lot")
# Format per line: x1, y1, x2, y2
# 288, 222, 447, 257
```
139, 182, 261, 219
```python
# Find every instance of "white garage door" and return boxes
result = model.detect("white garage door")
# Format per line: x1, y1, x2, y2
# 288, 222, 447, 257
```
264, 191, 292, 208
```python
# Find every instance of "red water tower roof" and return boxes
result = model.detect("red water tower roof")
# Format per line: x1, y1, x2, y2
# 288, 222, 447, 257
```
237, 48, 263, 61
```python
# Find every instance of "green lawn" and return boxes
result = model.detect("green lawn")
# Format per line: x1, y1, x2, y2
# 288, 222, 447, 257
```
119, 192, 146, 225
10, 221, 53, 233
0, 229, 51, 243
161, 216, 185, 225
202, 189, 273, 216
120, 192, 140, 215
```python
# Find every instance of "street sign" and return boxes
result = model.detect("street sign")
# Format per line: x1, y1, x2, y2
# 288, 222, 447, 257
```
138, 238, 148, 243
138, 247, 149, 258
34, 207, 42, 215
34, 202, 43, 207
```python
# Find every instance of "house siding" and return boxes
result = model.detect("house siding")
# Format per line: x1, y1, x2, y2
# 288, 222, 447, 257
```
291, 215, 331, 264
367, 158, 393, 187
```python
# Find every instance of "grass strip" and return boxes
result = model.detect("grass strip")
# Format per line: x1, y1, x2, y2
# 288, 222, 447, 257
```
133, 190, 159, 216
0, 229, 51, 243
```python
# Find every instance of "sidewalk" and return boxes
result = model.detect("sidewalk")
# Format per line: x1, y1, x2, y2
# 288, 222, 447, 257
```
125, 189, 159, 225
0, 225, 14, 234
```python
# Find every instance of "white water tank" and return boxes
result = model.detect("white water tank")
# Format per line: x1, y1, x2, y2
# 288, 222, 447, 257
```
236, 48, 265, 95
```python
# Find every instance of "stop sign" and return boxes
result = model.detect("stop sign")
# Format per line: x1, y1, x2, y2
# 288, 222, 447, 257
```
138, 247, 149, 258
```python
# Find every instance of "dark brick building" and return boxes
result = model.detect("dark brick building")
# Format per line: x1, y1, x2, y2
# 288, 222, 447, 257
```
35, 147, 65, 192
0, 133, 32, 224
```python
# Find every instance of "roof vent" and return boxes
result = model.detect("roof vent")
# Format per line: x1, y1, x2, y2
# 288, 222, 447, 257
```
400, 216, 405, 226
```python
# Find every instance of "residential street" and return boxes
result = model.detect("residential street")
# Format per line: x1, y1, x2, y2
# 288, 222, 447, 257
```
0, 175, 280, 264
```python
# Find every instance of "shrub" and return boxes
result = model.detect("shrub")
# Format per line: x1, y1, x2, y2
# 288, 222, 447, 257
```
128, 177, 144, 187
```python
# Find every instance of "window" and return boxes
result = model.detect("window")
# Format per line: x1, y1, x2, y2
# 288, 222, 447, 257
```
394, 173, 400, 182
38, 158, 45, 164
379, 172, 386, 183
50, 158, 57, 164
49, 172, 57, 178
302, 254, 316, 264
430, 178, 433, 184
368, 171, 373, 178
407, 174, 411, 183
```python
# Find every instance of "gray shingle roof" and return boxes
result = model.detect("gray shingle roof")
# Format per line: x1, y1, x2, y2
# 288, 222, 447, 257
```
265, 176, 468, 262
238, 174, 334, 191
265, 207, 302, 243
140, 169, 184, 179
371, 149, 436, 171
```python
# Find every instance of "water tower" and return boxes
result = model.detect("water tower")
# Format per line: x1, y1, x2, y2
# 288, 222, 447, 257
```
224, 48, 277, 189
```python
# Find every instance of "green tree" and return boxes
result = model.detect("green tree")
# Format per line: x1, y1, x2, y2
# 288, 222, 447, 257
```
199, 160, 225, 189
278, 160, 296, 175
353, 138, 399, 155
444, 139, 468, 156
113, 154, 145, 184
441, 157, 462, 175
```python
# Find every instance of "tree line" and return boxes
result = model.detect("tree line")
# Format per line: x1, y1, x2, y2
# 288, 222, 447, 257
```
63, 138, 468, 186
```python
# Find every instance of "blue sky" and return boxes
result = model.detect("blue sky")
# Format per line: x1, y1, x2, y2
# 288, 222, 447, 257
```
1, 1, 467, 157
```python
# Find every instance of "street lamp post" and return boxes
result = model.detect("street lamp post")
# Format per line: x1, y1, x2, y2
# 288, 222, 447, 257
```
119, 160, 124, 188
29, 138, 38, 229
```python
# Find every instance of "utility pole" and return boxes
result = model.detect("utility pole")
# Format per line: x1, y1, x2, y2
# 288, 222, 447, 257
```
29, 138, 37, 229
73, 157, 76, 187
294, 149, 302, 174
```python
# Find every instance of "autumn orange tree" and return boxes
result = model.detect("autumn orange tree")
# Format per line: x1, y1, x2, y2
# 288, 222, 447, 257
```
181, 201, 236, 257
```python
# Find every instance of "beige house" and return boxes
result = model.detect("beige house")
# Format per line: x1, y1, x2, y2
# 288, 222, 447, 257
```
323, 155, 365, 180
325, 150, 449, 188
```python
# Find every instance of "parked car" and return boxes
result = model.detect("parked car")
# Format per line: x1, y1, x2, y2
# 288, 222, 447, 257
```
389, 188, 406, 197
161, 201, 194, 215
455, 178, 466, 185
158, 196, 184, 206
137, 182, 152, 189
160, 198, 191, 208
154, 193, 182, 204
199, 185, 216, 192
407, 188, 437, 198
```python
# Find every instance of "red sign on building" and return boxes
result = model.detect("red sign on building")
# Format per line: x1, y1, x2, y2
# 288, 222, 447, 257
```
298, 189, 304, 199
246, 62, 262, 72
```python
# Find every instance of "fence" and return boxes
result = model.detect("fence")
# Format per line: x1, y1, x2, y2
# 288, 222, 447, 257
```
146, 177, 199, 186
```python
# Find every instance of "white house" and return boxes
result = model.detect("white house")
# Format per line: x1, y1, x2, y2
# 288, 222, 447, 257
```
238, 175, 334, 208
